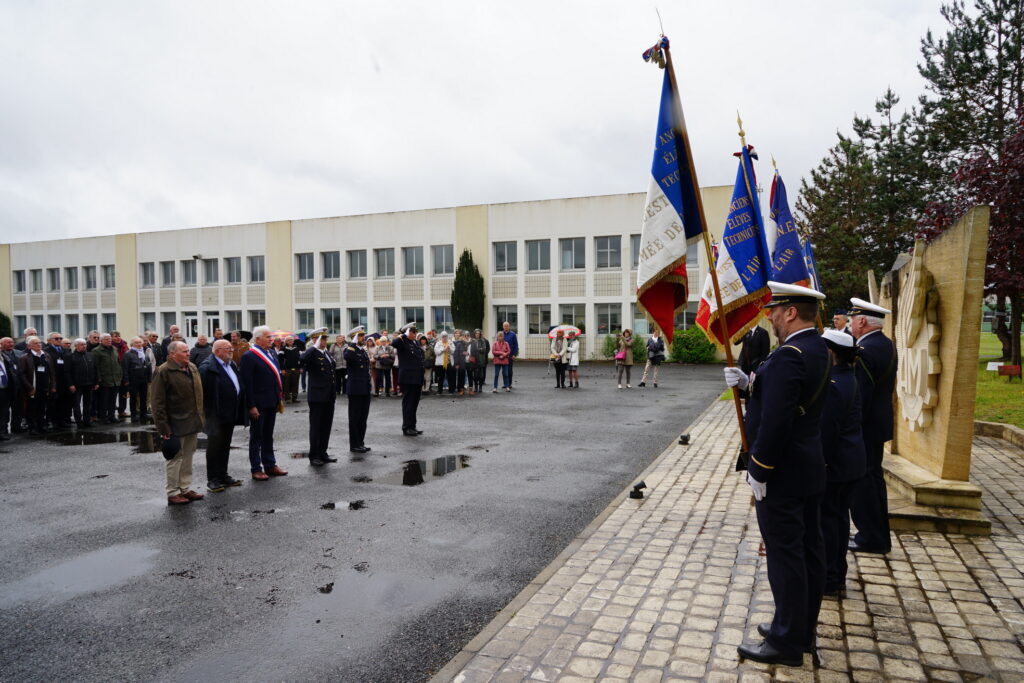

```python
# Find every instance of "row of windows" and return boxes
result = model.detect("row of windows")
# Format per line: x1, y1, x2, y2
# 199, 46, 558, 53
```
295, 245, 455, 281
496, 236, 698, 273
15, 313, 117, 339
13, 266, 110, 293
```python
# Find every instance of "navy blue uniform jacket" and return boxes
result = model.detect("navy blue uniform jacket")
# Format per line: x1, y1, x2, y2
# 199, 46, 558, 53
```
820, 364, 866, 483
855, 331, 896, 443
239, 347, 282, 410
343, 344, 372, 396
200, 357, 247, 426
745, 327, 831, 497
302, 346, 337, 403
390, 335, 425, 385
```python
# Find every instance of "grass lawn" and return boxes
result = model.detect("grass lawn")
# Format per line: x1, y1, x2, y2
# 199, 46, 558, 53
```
976, 332, 1024, 428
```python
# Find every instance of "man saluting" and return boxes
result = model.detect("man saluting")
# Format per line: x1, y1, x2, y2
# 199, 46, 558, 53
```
725, 282, 831, 668
391, 322, 424, 437
302, 328, 338, 466
343, 327, 372, 454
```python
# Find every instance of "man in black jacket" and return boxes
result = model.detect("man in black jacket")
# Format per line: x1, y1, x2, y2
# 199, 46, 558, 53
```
344, 327, 372, 453
0, 337, 16, 439
391, 323, 425, 436
68, 338, 98, 428
44, 332, 72, 428
302, 329, 338, 466
122, 336, 153, 423
18, 336, 56, 436
200, 340, 246, 491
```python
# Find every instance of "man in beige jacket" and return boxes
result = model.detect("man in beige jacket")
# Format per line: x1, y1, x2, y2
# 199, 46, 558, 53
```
150, 341, 205, 506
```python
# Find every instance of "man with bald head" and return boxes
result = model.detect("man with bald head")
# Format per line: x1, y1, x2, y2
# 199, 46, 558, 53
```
200, 339, 246, 491
151, 341, 205, 505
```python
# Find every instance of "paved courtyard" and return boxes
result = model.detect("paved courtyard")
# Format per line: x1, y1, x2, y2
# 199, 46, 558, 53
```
442, 402, 1024, 683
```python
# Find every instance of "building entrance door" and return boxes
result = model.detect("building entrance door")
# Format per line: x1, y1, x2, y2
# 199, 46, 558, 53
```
204, 312, 220, 339
182, 313, 199, 345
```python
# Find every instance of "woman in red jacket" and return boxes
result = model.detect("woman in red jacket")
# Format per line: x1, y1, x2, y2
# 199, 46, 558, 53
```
491, 332, 511, 393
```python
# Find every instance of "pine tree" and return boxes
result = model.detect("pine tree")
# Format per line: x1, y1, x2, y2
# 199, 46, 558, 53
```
450, 249, 485, 331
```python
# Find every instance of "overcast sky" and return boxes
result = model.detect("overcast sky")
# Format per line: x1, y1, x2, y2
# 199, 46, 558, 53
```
0, 1, 946, 243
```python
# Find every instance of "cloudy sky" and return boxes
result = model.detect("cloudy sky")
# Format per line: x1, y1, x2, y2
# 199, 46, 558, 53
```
0, 1, 945, 243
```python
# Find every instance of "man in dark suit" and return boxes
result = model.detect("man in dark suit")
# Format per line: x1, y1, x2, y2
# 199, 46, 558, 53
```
122, 336, 153, 423
18, 336, 57, 436
344, 327, 372, 454
239, 325, 288, 481
391, 322, 425, 436
0, 337, 16, 439
302, 329, 338, 466
726, 282, 830, 668
44, 332, 72, 428
847, 297, 897, 555
200, 340, 247, 491
738, 325, 771, 375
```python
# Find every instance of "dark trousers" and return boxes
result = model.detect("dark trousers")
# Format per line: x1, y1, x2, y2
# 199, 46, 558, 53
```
72, 387, 94, 425
850, 440, 891, 551
117, 385, 128, 414
308, 400, 335, 459
206, 418, 234, 483
400, 383, 420, 431
98, 385, 118, 421
374, 368, 391, 395
507, 357, 515, 385
432, 366, 448, 392
347, 395, 370, 448
129, 380, 149, 418
49, 388, 72, 426
822, 479, 856, 592
456, 367, 466, 391
471, 366, 486, 390
755, 492, 826, 657
248, 408, 278, 472
11, 389, 24, 431
27, 391, 48, 433
0, 387, 12, 434
493, 364, 510, 388
335, 368, 347, 395
282, 370, 300, 401
553, 361, 566, 387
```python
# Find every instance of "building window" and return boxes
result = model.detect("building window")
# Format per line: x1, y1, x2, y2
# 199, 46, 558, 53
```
101, 265, 116, 289
159, 261, 175, 286
224, 257, 242, 284
225, 310, 242, 332
15, 316, 27, 335
296, 253, 314, 281
403, 246, 424, 277
560, 238, 585, 270
432, 306, 453, 333
83, 266, 97, 290
102, 313, 117, 332
527, 304, 551, 335
140, 312, 155, 335
321, 308, 341, 334
348, 307, 368, 330
321, 251, 340, 280
181, 260, 197, 286
631, 234, 641, 269
248, 255, 265, 283
402, 307, 425, 331
687, 242, 698, 267
374, 248, 394, 278
631, 303, 651, 336
31, 315, 44, 332
30, 269, 42, 292
494, 242, 517, 273
84, 314, 98, 333
160, 312, 176, 334
296, 309, 314, 329
47, 268, 61, 291
13, 271, 25, 293
375, 307, 396, 332
494, 305, 518, 334
66, 315, 80, 338
348, 250, 367, 279
595, 236, 621, 269
139, 263, 155, 288
526, 240, 550, 272
595, 303, 621, 335
249, 310, 266, 329
47, 314, 60, 334
64, 267, 78, 291
560, 304, 586, 332
432, 244, 454, 275
203, 312, 221, 337
202, 259, 218, 285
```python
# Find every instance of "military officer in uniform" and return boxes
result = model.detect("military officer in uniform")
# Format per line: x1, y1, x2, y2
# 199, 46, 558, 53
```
847, 298, 897, 555
302, 328, 338, 466
343, 327, 372, 454
832, 309, 853, 336
391, 322, 425, 436
725, 282, 830, 667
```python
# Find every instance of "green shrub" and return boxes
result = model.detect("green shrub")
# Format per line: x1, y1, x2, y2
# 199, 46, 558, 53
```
670, 326, 717, 364
600, 331, 647, 364
0, 312, 10, 338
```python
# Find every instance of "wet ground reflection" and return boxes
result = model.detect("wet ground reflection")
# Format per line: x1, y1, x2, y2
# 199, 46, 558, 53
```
376, 455, 470, 486
43, 429, 209, 453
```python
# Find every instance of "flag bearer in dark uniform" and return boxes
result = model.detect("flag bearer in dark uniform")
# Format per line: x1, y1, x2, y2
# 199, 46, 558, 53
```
846, 298, 897, 555
302, 328, 338, 466
344, 327, 372, 454
391, 322, 424, 437
819, 329, 866, 596
725, 282, 831, 668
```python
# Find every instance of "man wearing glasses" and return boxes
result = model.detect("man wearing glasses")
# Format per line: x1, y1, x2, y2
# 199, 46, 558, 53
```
45, 332, 73, 429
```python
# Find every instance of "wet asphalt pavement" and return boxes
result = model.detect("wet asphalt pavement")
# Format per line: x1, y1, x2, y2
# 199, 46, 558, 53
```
0, 362, 723, 683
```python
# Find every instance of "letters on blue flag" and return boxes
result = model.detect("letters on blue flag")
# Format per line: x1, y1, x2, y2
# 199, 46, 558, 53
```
769, 172, 811, 287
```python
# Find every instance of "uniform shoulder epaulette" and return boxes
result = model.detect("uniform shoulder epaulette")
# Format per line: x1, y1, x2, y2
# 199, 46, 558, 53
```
780, 344, 803, 354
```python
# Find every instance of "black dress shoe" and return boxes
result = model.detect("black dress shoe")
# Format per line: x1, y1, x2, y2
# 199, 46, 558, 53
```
309, 459, 326, 466
222, 476, 243, 487
322, 456, 338, 463
402, 430, 420, 436
207, 481, 227, 492
756, 624, 816, 653
737, 641, 803, 667
848, 541, 889, 554
350, 446, 369, 453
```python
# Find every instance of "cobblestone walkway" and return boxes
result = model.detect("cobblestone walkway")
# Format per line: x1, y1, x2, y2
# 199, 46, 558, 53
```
441, 402, 1024, 682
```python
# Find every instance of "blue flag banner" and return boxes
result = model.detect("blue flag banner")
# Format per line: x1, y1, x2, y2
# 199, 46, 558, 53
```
769, 171, 811, 286
695, 145, 772, 345
801, 233, 821, 292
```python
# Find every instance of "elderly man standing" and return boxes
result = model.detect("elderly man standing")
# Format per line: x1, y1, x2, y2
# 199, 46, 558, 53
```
92, 333, 122, 424
151, 341, 205, 506
200, 340, 246, 491
189, 334, 214, 368
239, 325, 288, 481
0, 337, 17, 438
230, 331, 250, 365
502, 321, 519, 389
68, 338, 98, 428
161, 324, 180, 356
17, 336, 56, 435
122, 336, 153, 423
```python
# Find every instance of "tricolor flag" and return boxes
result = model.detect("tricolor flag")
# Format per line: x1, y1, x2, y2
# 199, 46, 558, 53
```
694, 145, 772, 345
801, 232, 821, 291
769, 170, 811, 286
635, 65, 705, 343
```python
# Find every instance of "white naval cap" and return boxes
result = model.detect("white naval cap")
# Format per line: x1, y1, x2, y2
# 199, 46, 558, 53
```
346, 325, 366, 339
308, 326, 329, 338
848, 297, 890, 317
822, 329, 855, 348
763, 280, 826, 308
399, 321, 418, 333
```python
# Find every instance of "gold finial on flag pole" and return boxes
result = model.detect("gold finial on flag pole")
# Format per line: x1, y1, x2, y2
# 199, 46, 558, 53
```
771, 154, 777, 171
736, 110, 746, 147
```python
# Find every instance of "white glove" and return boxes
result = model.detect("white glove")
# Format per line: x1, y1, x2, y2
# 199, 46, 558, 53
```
723, 367, 749, 390
747, 471, 767, 501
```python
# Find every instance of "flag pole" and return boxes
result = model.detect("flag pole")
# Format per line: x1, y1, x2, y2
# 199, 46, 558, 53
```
662, 44, 749, 453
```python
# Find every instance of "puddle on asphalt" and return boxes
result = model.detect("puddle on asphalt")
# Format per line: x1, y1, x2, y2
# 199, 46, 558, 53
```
0, 543, 158, 608
376, 455, 470, 486
44, 429, 212, 453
